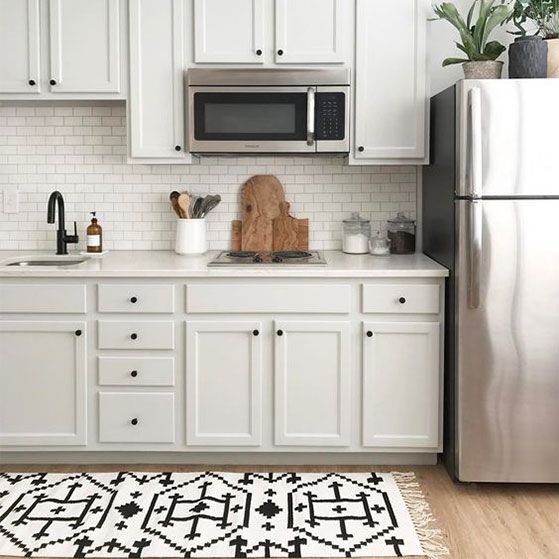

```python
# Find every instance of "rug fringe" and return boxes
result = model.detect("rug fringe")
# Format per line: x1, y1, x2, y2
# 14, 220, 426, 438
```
391, 472, 449, 559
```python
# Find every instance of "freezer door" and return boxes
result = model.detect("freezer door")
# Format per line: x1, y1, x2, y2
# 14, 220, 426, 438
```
456, 199, 559, 482
457, 79, 559, 196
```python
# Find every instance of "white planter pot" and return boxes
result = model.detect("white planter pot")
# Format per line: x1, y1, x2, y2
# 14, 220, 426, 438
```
462, 60, 503, 79
546, 38, 559, 78
175, 218, 207, 255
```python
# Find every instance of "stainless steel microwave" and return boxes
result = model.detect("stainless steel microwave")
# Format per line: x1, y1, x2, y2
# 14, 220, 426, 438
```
186, 69, 350, 154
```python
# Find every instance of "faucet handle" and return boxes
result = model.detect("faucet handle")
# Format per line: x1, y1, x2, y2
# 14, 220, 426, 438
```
73, 221, 77, 237
65, 221, 79, 244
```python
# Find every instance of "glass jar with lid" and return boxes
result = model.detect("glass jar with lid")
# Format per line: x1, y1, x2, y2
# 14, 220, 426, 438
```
387, 212, 416, 254
342, 212, 371, 254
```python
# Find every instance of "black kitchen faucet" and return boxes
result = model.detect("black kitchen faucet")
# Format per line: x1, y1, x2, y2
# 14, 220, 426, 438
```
47, 191, 79, 255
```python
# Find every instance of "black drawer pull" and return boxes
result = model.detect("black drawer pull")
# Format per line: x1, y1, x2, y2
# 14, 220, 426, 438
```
256, 49, 262, 56
253, 329, 259, 336
277, 49, 284, 56
277, 329, 283, 336
130, 333, 138, 340
49, 79, 56, 86
28, 79, 36, 86
130, 418, 138, 426
75, 329, 82, 336
130, 370, 138, 378
399, 297, 406, 304
130, 296, 138, 303
366, 331, 374, 338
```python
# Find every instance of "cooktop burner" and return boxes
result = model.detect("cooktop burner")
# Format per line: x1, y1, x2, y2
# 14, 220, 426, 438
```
209, 250, 326, 266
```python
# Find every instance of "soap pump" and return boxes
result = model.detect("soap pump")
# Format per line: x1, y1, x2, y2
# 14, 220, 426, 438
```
86, 212, 103, 253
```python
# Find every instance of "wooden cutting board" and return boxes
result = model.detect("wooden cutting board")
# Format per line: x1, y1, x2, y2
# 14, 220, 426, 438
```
272, 202, 309, 251
233, 175, 286, 252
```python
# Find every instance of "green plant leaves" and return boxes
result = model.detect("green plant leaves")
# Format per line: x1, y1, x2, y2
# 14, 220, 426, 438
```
442, 57, 471, 66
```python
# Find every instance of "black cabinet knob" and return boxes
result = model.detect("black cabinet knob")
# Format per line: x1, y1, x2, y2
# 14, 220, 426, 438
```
175, 145, 181, 151
49, 79, 56, 86
277, 329, 284, 336
256, 49, 262, 56
399, 297, 406, 304
253, 329, 259, 336
130, 418, 138, 426
277, 49, 284, 56
358, 146, 365, 152
28, 79, 36, 86
130, 296, 138, 303
366, 331, 374, 338
130, 333, 138, 340
75, 329, 82, 336
130, 370, 138, 378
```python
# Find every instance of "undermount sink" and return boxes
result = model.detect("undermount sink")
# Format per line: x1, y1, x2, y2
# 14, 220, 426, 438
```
3, 255, 90, 267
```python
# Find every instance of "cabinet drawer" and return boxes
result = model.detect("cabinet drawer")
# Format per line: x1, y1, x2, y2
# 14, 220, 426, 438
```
98, 321, 175, 349
362, 284, 440, 314
98, 357, 174, 386
0, 284, 86, 313
186, 284, 351, 314
98, 284, 174, 313
98, 392, 175, 443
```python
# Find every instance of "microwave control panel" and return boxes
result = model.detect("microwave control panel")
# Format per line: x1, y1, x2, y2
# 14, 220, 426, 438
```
315, 93, 346, 141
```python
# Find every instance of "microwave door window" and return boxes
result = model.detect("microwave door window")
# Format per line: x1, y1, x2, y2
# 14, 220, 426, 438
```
194, 93, 307, 141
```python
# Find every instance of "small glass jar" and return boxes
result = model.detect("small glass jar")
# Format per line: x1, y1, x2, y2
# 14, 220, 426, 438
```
342, 212, 371, 254
369, 231, 391, 256
387, 212, 416, 254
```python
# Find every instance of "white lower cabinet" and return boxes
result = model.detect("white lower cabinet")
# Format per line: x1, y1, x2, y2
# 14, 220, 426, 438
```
0, 321, 86, 446
274, 320, 351, 446
186, 321, 262, 446
362, 321, 440, 448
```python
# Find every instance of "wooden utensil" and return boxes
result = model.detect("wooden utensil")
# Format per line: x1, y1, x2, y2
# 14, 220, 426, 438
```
178, 193, 191, 219
170, 191, 184, 218
240, 175, 286, 251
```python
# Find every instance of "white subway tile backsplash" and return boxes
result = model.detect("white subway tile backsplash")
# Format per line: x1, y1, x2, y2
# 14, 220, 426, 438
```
0, 102, 416, 251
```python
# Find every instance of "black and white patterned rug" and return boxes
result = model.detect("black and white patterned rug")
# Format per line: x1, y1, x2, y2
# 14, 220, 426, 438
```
0, 471, 447, 558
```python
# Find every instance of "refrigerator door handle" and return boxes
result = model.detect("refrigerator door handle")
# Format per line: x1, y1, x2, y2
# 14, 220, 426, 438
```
467, 199, 482, 309
469, 87, 483, 198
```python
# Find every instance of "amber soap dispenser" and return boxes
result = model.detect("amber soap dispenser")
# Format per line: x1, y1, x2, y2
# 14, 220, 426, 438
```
86, 212, 103, 253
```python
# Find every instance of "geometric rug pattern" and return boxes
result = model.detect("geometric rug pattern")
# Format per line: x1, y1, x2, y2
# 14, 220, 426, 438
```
0, 472, 424, 557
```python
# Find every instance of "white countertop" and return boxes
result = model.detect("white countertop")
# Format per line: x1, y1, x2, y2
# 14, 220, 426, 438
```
0, 250, 448, 278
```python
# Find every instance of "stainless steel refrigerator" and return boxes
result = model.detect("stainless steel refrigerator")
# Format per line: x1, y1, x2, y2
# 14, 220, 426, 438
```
423, 79, 559, 482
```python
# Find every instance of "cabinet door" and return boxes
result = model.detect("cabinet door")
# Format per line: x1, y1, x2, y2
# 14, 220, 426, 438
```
275, 0, 344, 64
194, 0, 264, 63
0, 0, 41, 93
363, 322, 439, 448
274, 321, 350, 446
354, 0, 427, 160
186, 321, 262, 446
0, 321, 86, 446
129, 0, 189, 160
48, 0, 120, 93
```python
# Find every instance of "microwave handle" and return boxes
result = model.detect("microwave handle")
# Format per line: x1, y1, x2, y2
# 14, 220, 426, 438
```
307, 87, 315, 146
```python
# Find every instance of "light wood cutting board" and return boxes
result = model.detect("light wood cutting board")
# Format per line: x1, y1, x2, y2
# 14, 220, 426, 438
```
272, 202, 309, 251
234, 175, 286, 252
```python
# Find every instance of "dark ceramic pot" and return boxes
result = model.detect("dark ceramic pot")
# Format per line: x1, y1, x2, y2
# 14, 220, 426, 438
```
509, 36, 548, 78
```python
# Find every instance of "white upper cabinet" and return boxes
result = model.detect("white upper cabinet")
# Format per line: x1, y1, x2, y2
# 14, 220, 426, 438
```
0, 0, 41, 93
354, 0, 428, 163
48, 0, 120, 93
0, 321, 87, 446
274, 0, 344, 64
362, 322, 440, 448
274, 320, 351, 446
194, 0, 265, 63
186, 321, 263, 446
129, 0, 190, 161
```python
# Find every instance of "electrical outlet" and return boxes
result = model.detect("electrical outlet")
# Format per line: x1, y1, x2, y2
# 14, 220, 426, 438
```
3, 190, 19, 214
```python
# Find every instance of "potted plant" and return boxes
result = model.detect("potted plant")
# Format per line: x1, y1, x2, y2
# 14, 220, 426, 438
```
511, 0, 559, 76
508, 1, 549, 77
431, 0, 514, 79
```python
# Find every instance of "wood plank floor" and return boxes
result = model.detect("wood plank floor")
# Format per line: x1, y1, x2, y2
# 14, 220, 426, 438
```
0, 463, 557, 559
